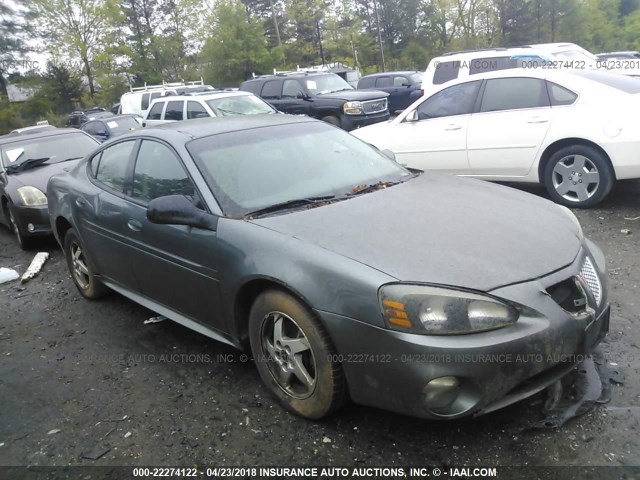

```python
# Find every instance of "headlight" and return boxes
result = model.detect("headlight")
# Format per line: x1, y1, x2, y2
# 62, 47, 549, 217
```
379, 284, 519, 335
17, 186, 48, 206
557, 205, 583, 238
343, 101, 364, 115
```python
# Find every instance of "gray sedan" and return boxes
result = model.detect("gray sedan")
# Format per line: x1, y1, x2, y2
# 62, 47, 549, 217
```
47, 115, 609, 420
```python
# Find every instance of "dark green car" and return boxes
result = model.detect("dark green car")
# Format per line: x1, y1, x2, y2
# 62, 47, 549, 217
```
47, 115, 609, 420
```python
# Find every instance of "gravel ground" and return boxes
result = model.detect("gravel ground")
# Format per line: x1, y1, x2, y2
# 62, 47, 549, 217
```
0, 180, 639, 478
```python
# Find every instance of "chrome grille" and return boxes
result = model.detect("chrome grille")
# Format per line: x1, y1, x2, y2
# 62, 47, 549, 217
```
579, 257, 602, 306
362, 98, 388, 114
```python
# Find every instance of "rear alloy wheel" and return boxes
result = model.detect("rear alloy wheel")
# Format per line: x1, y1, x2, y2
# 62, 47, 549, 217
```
63, 229, 108, 299
248, 289, 347, 419
6, 202, 31, 250
543, 145, 614, 208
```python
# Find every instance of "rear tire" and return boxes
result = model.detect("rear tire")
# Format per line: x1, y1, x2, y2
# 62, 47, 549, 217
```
543, 145, 614, 208
63, 229, 108, 299
248, 289, 347, 419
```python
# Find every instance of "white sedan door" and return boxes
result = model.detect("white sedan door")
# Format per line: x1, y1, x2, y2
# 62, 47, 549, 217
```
391, 81, 482, 173
467, 77, 553, 177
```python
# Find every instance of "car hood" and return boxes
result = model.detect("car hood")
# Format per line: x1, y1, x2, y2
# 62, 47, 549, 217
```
8, 159, 83, 192
252, 174, 582, 291
317, 89, 389, 101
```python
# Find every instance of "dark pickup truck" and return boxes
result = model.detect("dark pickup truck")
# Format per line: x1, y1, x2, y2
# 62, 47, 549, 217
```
240, 72, 390, 131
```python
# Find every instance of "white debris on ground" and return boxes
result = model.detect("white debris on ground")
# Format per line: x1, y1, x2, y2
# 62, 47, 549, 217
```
20, 252, 49, 284
0, 268, 19, 284
144, 315, 168, 324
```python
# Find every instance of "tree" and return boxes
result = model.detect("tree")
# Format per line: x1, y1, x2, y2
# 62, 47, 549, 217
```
31, 0, 121, 97
0, 0, 34, 98
201, 0, 272, 85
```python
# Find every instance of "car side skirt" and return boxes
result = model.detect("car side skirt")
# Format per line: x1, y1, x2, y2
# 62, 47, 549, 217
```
101, 279, 240, 349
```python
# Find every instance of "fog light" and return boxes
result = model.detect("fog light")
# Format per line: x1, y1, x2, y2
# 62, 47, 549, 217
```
424, 376, 460, 409
27, 223, 35, 232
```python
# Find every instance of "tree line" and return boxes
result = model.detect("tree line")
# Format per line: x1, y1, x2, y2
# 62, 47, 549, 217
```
1, 0, 640, 129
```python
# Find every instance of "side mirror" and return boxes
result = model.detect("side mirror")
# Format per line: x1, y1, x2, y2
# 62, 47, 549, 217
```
296, 92, 309, 100
147, 195, 218, 231
381, 149, 396, 162
405, 110, 419, 122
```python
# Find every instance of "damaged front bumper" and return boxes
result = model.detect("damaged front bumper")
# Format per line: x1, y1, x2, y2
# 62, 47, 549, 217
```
318, 244, 610, 420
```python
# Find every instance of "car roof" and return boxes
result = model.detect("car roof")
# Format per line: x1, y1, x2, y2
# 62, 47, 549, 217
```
85, 114, 138, 122
434, 47, 548, 60
245, 71, 338, 81
361, 71, 421, 78
0, 128, 89, 146
133, 114, 317, 141
152, 91, 252, 103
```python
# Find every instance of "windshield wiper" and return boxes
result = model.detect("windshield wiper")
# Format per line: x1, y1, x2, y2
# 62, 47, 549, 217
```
5, 157, 51, 173
246, 195, 336, 218
217, 108, 246, 116
347, 180, 403, 196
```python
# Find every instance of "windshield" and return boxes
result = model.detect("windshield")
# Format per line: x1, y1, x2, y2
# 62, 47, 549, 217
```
305, 74, 353, 94
187, 121, 411, 217
206, 95, 276, 116
0, 133, 98, 170
107, 117, 140, 134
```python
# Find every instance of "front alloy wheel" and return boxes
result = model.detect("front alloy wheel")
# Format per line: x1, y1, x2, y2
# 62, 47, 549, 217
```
260, 311, 316, 399
249, 289, 347, 419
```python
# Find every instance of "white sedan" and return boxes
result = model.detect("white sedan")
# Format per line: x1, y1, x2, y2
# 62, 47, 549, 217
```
351, 68, 640, 207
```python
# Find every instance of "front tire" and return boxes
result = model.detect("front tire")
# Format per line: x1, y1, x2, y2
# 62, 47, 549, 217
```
6, 201, 32, 250
63, 229, 108, 299
248, 289, 347, 419
543, 145, 614, 208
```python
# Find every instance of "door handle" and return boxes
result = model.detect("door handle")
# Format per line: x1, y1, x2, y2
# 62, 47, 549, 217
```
444, 124, 462, 131
75, 198, 87, 208
527, 116, 549, 124
127, 219, 142, 232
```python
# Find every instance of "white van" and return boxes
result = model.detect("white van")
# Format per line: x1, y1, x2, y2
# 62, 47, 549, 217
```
143, 91, 277, 127
119, 80, 215, 118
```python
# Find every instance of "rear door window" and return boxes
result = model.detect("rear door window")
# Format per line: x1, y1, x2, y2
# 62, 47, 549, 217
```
480, 78, 550, 112
358, 77, 375, 88
164, 101, 184, 121
93, 140, 136, 193
375, 76, 393, 88
141, 93, 151, 110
